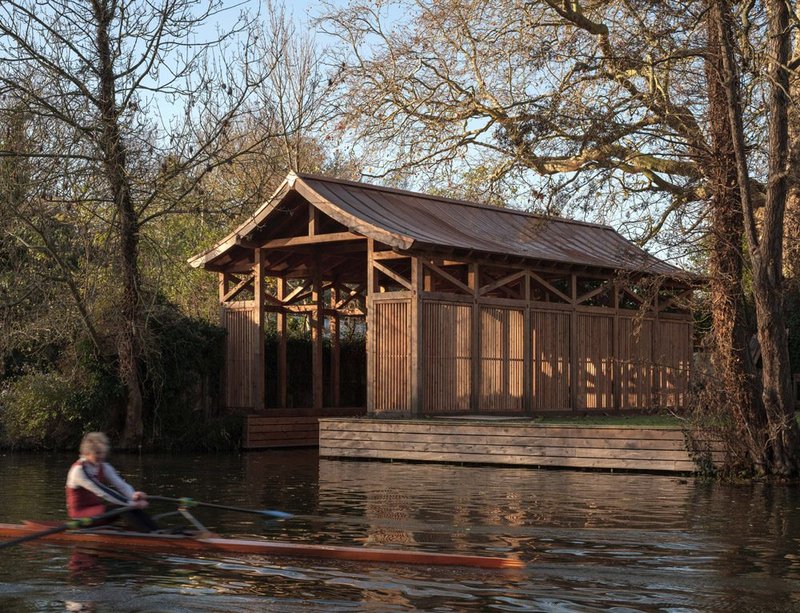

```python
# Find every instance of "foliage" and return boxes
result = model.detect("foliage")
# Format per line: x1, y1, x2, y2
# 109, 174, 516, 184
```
0, 346, 122, 450
264, 327, 366, 409
785, 288, 800, 377
0, 299, 234, 451
141, 300, 227, 449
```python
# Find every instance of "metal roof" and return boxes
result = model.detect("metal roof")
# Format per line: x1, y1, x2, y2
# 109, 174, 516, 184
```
189, 172, 689, 278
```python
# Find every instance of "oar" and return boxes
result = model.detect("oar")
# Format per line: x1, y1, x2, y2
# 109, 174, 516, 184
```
149, 496, 293, 520
0, 505, 133, 550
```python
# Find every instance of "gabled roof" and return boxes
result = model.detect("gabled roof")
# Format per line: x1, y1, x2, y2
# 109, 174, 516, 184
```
189, 172, 689, 278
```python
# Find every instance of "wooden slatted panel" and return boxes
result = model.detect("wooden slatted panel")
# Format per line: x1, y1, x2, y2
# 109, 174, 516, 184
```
422, 301, 472, 413
656, 320, 691, 408
577, 313, 614, 409
222, 304, 259, 409
373, 300, 410, 413
479, 307, 524, 412
319, 419, 725, 473
531, 310, 571, 411
618, 317, 654, 409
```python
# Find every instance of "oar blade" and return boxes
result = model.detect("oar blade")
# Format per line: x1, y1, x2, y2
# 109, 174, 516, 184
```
261, 510, 293, 520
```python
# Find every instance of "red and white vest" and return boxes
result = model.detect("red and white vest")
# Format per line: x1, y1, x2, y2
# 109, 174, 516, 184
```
66, 460, 108, 518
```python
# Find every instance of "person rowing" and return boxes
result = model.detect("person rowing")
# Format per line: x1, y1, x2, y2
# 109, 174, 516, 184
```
65, 432, 159, 533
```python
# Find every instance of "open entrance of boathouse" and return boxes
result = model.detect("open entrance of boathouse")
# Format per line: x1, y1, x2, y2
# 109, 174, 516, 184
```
189, 172, 697, 460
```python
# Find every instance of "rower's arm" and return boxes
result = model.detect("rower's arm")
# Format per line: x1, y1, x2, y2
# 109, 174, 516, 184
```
100, 463, 136, 501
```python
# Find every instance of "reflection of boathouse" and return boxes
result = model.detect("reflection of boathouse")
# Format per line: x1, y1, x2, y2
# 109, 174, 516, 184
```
190, 173, 697, 465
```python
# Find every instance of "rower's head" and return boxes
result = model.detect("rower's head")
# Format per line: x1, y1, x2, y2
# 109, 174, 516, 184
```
80, 432, 110, 463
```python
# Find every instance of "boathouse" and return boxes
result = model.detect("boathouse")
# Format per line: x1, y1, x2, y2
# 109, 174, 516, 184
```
189, 173, 696, 461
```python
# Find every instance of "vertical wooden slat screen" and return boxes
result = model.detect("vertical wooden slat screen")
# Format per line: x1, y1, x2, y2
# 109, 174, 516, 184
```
656, 320, 691, 408
222, 304, 259, 409
422, 301, 472, 413
577, 313, 614, 409
617, 317, 654, 409
479, 306, 524, 412
373, 300, 410, 413
531, 310, 571, 411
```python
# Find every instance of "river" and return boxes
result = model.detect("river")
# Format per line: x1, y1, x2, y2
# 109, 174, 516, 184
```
1, 449, 799, 612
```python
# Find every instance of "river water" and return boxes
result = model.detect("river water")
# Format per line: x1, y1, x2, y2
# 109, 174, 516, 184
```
1, 449, 800, 612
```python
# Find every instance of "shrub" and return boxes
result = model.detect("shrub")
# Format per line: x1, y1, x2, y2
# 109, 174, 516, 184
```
0, 366, 116, 449
140, 301, 227, 449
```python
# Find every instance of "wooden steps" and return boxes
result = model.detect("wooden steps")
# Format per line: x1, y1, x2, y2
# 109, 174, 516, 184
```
244, 409, 365, 449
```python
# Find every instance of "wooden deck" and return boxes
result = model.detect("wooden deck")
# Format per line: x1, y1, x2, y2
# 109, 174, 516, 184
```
318, 418, 723, 473
244, 409, 365, 449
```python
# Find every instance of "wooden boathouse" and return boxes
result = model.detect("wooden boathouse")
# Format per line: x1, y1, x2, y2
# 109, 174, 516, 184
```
189, 173, 699, 470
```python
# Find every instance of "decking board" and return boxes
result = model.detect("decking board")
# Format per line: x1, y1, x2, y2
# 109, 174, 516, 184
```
318, 418, 721, 473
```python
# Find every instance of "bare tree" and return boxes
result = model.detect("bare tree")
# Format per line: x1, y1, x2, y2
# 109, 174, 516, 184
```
0, 0, 285, 447
324, 0, 800, 475
322, 0, 717, 236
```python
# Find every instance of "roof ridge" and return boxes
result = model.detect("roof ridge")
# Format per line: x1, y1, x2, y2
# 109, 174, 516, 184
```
293, 172, 614, 231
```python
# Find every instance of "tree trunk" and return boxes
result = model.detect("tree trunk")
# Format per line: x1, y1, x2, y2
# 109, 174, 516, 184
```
715, 0, 799, 477
705, 0, 768, 473
786, 29, 800, 291
94, 0, 144, 448
751, 0, 799, 476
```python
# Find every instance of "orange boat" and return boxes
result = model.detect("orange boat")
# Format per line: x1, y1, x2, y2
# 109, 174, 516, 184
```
0, 520, 524, 569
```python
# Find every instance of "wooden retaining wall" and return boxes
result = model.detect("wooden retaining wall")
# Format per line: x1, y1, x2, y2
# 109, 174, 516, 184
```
319, 418, 723, 473
244, 409, 365, 449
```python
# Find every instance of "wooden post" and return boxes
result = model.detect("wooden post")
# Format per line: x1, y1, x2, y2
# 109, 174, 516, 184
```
612, 279, 621, 413
570, 273, 578, 413
218, 272, 228, 303
309, 202, 318, 235
366, 239, 375, 413
330, 281, 340, 408
312, 264, 324, 410
523, 271, 533, 416
254, 249, 266, 412
218, 272, 229, 410
410, 257, 422, 416
277, 277, 287, 408
469, 263, 480, 412
653, 291, 660, 409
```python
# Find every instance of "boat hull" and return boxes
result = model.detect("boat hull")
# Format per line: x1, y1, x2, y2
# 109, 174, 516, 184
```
0, 522, 523, 569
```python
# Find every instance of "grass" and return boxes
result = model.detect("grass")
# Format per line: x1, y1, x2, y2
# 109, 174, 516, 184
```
528, 413, 683, 427
426, 412, 685, 427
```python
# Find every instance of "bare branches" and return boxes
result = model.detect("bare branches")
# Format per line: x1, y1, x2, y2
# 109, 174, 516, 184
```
322, 0, 712, 252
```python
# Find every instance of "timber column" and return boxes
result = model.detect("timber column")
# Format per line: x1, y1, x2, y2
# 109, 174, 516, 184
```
410, 257, 422, 415
254, 248, 266, 412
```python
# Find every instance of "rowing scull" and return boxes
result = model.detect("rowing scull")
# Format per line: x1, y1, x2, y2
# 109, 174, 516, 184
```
0, 521, 524, 569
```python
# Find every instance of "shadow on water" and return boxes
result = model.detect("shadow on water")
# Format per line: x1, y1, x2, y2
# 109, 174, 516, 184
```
2, 449, 800, 611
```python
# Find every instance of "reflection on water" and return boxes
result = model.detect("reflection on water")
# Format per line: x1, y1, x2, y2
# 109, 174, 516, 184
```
2, 449, 800, 611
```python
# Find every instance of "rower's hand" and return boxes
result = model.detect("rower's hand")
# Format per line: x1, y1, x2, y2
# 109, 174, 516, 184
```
131, 491, 149, 508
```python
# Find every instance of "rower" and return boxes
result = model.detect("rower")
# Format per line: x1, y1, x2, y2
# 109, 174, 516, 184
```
65, 432, 159, 533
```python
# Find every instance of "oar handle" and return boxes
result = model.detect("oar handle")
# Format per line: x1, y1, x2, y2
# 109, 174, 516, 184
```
0, 505, 133, 550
